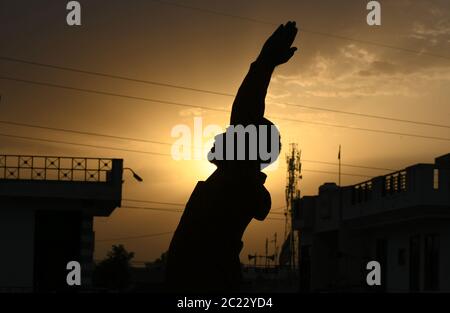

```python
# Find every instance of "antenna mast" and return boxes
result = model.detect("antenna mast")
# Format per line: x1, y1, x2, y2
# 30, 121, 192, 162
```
285, 143, 302, 270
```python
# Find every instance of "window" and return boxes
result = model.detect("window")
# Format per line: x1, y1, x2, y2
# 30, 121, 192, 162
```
400, 171, 407, 191
392, 174, 399, 192
365, 182, 372, 201
376, 239, 388, 291
433, 169, 439, 190
424, 234, 440, 291
353, 183, 372, 203
409, 235, 420, 292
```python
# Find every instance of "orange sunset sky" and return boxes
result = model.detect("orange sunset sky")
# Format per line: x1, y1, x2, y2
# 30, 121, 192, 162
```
1, 0, 449, 263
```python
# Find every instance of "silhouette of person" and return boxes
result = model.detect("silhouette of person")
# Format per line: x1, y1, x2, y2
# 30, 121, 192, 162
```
166, 21, 298, 293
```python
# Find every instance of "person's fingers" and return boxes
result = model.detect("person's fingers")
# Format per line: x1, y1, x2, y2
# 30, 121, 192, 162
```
280, 21, 297, 47
278, 46, 297, 64
287, 26, 298, 46
280, 22, 293, 41
288, 47, 298, 59
285, 21, 296, 32
272, 24, 284, 38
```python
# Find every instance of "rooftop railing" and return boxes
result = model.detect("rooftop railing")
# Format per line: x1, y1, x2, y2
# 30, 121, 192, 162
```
382, 170, 407, 196
0, 155, 114, 183
351, 180, 373, 204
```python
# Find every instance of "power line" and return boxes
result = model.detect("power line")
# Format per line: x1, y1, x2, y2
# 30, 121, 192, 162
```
97, 207, 286, 243
0, 56, 232, 97
1, 75, 449, 142
0, 131, 387, 178
0, 132, 171, 156
278, 161, 376, 177
149, 0, 450, 61
0, 75, 228, 113
270, 115, 450, 142
123, 198, 184, 206
121, 205, 285, 221
123, 205, 183, 213
302, 159, 394, 172
123, 200, 287, 215
150, 0, 277, 27
2, 56, 449, 129
96, 231, 174, 242
96, 215, 283, 243
125, 198, 289, 212
0, 118, 395, 171
277, 101, 450, 129
301, 168, 370, 178
123, 205, 285, 216
0, 119, 173, 146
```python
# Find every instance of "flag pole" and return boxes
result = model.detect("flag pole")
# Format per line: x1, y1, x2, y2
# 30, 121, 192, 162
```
338, 145, 341, 187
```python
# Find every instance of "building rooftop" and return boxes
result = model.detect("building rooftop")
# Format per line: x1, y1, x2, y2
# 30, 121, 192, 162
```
0, 155, 123, 216
295, 153, 450, 231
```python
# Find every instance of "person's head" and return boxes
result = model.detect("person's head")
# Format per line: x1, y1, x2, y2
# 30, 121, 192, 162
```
208, 118, 281, 170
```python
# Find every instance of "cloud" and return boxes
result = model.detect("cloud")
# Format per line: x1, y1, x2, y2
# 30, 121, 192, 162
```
272, 42, 450, 99
410, 21, 450, 44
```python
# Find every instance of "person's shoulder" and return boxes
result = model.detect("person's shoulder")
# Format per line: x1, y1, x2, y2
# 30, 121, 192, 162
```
259, 172, 267, 184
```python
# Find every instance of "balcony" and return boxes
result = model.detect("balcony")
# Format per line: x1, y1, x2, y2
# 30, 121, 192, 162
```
343, 161, 450, 228
0, 155, 116, 182
295, 153, 450, 231
0, 155, 123, 216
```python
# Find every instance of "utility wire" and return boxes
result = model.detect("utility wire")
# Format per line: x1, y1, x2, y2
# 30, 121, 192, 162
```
0, 131, 386, 178
149, 0, 450, 61
1, 75, 449, 142
301, 159, 393, 171
124, 198, 288, 212
0, 118, 394, 171
277, 101, 450, 129
96, 212, 282, 242
271, 115, 450, 142
96, 231, 174, 242
124, 205, 287, 216
1, 56, 449, 129
123, 198, 184, 206
0, 132, 171, 156
123, 205, 183, 213
0, 75, 228, 113
302, 168, 370, 178
0, 119, 172, 146
123, 201, 289, 214
0, 56, 233, 97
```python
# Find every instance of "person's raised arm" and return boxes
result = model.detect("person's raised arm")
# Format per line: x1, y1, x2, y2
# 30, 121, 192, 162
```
230, 21, 298, 125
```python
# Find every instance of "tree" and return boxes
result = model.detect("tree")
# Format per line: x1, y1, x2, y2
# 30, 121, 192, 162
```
93, 244, 135, 291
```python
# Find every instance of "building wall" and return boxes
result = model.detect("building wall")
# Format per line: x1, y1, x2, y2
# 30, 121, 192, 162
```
440, 228, 450, 291
298, 153, 450, 292
0, 208, 34, 291
0, 208, 97, 291
337, 228, 365, 290
80, 215, 94, 288
366, 220, 450, 292
310, 231, 339, 291
366, 226, 411, 292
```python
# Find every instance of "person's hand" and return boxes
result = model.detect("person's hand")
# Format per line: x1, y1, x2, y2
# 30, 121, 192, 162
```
257, 21, 298, 67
